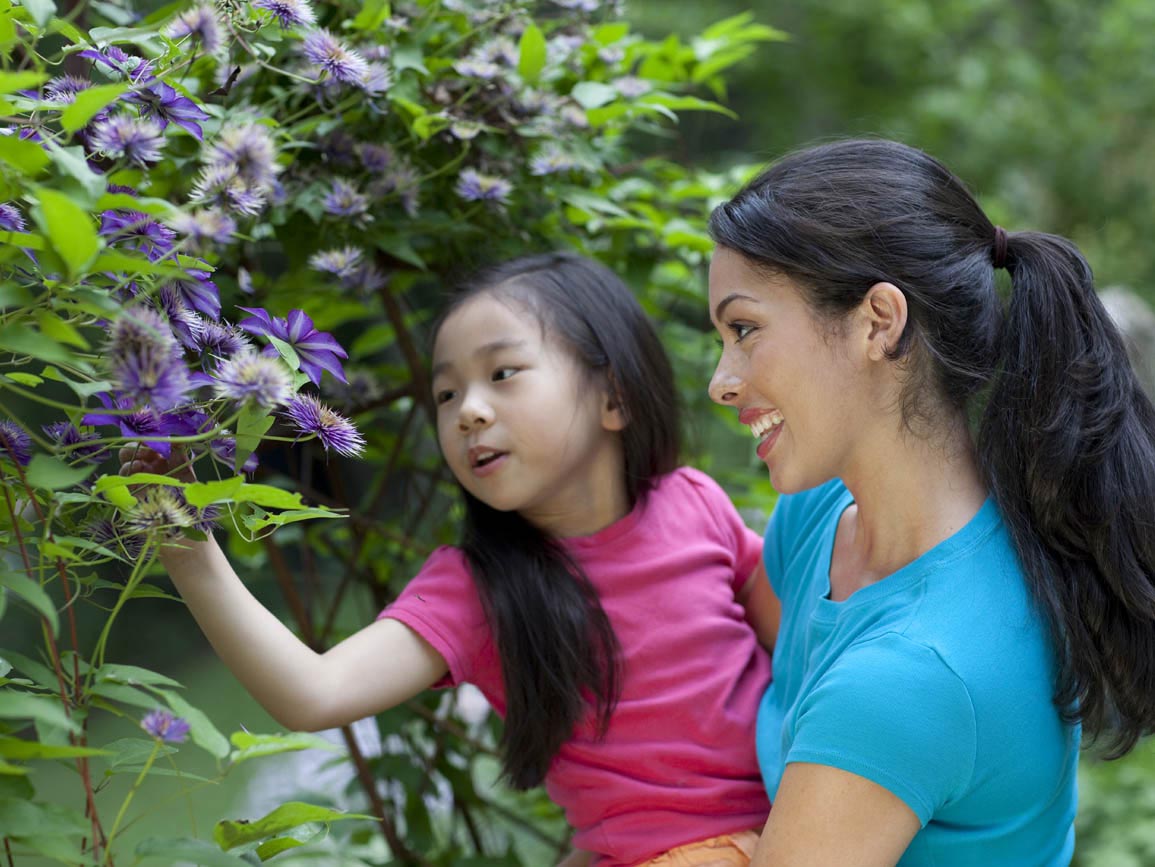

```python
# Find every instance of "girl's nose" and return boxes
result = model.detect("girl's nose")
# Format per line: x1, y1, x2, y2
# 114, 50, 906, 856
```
708, 359, 743, 406
457, 391, 494, 432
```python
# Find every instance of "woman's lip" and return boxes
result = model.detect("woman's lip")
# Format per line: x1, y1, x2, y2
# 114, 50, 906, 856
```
739, 407, 778, 425
756, 422, 782, 460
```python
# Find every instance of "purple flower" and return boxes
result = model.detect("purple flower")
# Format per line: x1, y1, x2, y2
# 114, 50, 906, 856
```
131, 82, 210, 140
613, 76, 651, 98
237, 307, 348, 386
125, 488, 193, 539
321, 178, 369, 219
302, 29, 369, 86
109, 306, 179, 359
370, 163, 421, 217
89, 516, 145, 561
358, 143, 394, 173
100, 210, 177, 261
211, 350, 292, 408
455, 168, 512, 205
0, 203, 26, 232
157, 287, 205, 350
309, 246, 363, 280
166, 4, 223, 54
141, 709, 191, 743
108, 308, 191, 411
43, 75, 93, 104
83, 394, 199, 458
43, 422, 107, 465
205, 123, 279, 191
163, 267, 220, 319
89, 115, 165, 166
0, 420, 32, 466
254, 0, 316, 29
189, 165, 267, 217
282, 393, 365, 456
169, 207, 237, 248
454, 58, 501, 80
360, 63, 392, 96
208, 434, 259, 473
80, 46, 154, 83
530, 145, 579, 176
194, 320, 250, 359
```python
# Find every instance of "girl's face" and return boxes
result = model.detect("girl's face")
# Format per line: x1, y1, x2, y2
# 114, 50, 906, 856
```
708, 247, 863, 494
431, 293, 627, 536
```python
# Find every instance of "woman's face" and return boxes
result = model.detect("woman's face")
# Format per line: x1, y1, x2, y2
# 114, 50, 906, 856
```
708, 246, 865, 494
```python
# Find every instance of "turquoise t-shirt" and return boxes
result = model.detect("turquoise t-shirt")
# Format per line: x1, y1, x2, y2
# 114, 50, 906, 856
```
758, 480, 1079, 866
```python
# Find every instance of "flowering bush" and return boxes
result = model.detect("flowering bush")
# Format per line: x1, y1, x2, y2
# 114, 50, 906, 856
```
0, 0, 776, 862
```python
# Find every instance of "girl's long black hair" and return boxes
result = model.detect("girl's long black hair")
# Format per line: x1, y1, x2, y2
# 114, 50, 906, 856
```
708, 138, 1155, 757
432, 252, 681, 788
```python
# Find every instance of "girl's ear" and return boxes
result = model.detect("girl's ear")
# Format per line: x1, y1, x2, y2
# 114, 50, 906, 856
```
857, 282, 909, 362
601, 375, 628, 432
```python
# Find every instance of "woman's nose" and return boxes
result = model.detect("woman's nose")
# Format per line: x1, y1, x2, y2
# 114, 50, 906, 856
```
457, 390, 494, 432
709, 358, 743, 406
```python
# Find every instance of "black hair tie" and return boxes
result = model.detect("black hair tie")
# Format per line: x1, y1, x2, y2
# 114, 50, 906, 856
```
992, 225, 1009, 270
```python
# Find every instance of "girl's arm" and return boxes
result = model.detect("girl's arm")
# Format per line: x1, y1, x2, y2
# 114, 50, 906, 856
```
751, 763, 920, 866
737, 560, 781, 653
555, 848, 594, 867
159, 536, 447, 731
122, 445, 448, 731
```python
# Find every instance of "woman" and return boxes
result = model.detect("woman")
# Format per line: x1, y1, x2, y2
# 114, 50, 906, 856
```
706, 138, 1155, 865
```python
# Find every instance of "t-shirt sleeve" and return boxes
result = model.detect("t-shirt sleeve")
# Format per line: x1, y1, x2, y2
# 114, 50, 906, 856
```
376, 546, 490, 688
785, 634, 978, 825
680, 467, 763, 593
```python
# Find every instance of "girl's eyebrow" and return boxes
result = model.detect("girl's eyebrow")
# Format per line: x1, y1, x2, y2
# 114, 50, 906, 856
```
713, 292, 760, 323
431, 338, 529, 378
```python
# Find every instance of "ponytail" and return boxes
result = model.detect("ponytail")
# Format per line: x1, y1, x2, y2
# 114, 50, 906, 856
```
979, 231, 1155, 755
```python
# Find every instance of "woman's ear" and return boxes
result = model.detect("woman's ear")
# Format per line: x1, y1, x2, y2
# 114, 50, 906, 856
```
857, 282, 909, 362
601, 375, 628, 432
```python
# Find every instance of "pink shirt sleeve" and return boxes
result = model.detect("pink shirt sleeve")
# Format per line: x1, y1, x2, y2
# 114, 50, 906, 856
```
376, 546, 489, 688
679, 467, 764, 594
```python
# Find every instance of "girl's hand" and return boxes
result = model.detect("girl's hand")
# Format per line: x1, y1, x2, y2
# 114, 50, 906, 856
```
117, 443, 197, 485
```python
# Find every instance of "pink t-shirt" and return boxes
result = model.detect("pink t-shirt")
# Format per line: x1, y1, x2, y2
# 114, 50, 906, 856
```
379, 467, 771, 866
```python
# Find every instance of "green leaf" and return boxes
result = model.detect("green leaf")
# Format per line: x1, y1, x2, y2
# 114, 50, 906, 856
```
0, 71, 47, 95
102, 737, 177, 769
0, 324, 80, 364
4, 372, 42, 386
96, 663, 183, 690
350, 0, 389, 30
43, 140, 108, 203
0, 651, 57, 690
38, 365, 110, 398
517, 22, 547, 83
232, 483, 305, 510
20, 0, 55, 28
372, 232, 425, 269
25, 454, 98, 490
33, 188, 99, 277
157, 689, 229, 758
0, 135, 50, 175
183, 477, 244, 508
234, 404, 274, 473
0, 570, 57, 635
135, 837, 254, 867
0, 736, 109, 760
256, 835, 310, 860
215, 802, 372, 850
267, 334, 300, 371
60, 82, 128, 132
391, 44, 428, 76
36, 310, 89, 348
571, 81, 618, 109
0, 797, 87, 839
592, 22, 630, 44
228, 730, 341, 766
0, 692, 81, 735
638, 92, 738, 119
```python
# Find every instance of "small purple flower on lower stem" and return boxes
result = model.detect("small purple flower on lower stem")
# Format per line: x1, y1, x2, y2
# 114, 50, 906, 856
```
455, 168, 512, 205
322, 179, 369, 219
359, 63, 392, 96
254, 0, 316, 29
189, 165, 266, 217
358, 143, 394, 174
166, 4, 223, 54
206, 123, 279, 191
80, 46, 154, 83
100, 210, 177, 261
194, 320, 250, 360
302, 29, 369, 86
89, 517, 145, 561
125, 488, 193, 539
43, 422, 108, 465
212, 350, 292, 408
0, 420, 32, 466
83, 394, 199, 458
0, 203, 26, 232
112, 343, 192, 411
209, 434, 259, 473
132, 82, 210, 140
89, 115, 165, 167
163, 267, 220, 319
237, 307, 348, 386
282, 394, 366, 457
141, 709, 191, 743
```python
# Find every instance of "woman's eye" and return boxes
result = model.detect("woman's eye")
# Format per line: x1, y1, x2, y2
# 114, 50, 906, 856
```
492, 367, 518, 382
434, 389, 456, 405
730, 322, 755, 342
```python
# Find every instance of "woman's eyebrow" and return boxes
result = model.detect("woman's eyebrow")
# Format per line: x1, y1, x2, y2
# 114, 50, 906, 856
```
713, 293, 759, 322
431, 338, 529, 379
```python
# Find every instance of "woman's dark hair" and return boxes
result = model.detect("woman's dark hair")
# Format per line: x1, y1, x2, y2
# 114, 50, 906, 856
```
709, 138, 1155, 757
431, 251, 681, 788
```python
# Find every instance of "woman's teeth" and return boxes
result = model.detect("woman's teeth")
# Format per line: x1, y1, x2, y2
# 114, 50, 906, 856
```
750, 410, 784, 439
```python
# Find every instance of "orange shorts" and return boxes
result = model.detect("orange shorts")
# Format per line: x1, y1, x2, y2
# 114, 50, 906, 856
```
634, 829, 760, 866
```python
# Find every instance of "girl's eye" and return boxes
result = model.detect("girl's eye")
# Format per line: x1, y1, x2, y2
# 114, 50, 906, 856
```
492, 367, 518, 382
434, 389, 456, 405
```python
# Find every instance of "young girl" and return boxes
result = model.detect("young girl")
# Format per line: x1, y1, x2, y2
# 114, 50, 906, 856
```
121, 252, 779, 867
